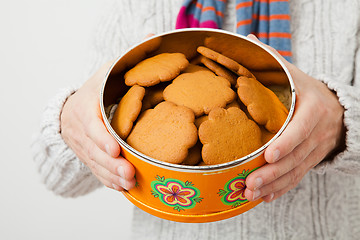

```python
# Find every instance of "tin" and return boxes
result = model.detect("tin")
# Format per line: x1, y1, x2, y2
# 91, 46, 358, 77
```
100, 29, 296, 223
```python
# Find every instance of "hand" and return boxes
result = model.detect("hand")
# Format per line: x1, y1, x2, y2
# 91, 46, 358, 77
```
60, 61, 136, 191
244, 34, 345, 202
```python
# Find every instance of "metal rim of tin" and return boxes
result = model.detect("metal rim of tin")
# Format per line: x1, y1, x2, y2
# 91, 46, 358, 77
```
100, 28, 296, 172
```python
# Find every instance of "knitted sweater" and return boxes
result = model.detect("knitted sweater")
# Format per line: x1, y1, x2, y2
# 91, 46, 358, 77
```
32, 0, 360, 239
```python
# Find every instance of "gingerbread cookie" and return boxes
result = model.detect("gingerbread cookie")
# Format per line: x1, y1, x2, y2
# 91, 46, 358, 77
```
197, 46, 254, 78
199, 107, 262, 165
141, 84, 166, 112
163, 71, 236, 117
111, 85, 145, 139
194, 115, 209, 129
237, 76, 289, 133
182, 141, 202, 166
124, 53, 189, 87
260, 126, 276, 145
225, 100, 241, 109
126, 101, 198, 164
198, 55, 238, 85
182, 63, 212, 74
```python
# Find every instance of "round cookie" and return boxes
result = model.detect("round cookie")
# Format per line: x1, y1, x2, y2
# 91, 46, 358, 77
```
199, 107, 262, 165
163, 71, 236, 117
111, 85, 145, 139
237, 76, 289, 133
126, 101, 198, 164
197, 46, 254, 78
124, 53, 189, 87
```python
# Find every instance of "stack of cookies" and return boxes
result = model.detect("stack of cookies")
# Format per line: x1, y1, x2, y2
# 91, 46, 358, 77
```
110, 46, 290, 166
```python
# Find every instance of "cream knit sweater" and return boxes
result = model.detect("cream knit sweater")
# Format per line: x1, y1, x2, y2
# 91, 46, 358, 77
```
32, 0, 360, 239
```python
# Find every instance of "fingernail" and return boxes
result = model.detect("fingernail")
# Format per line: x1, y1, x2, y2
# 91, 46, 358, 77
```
254, 177, 263, 190
253, 190, 261, 201
112, 183, 120, 191
119, 177, 128, 190
269, 193, 274, 201
117, 166, 125, 178
105, 144, 111, 155
272, 149, 280, 162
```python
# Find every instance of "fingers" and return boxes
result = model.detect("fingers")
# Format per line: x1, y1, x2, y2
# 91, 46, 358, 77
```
245, 142, 328, 202
83, 134, 136, 190
92, 163, 136, 191
85, 116, 121, 158
246, 136, 316, 191
264, 92, 321, 163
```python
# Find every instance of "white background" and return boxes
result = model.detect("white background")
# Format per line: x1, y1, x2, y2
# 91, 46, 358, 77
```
0, 1, 133, 239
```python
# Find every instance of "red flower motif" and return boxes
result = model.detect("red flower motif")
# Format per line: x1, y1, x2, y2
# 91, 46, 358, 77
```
156, 181, 196, 207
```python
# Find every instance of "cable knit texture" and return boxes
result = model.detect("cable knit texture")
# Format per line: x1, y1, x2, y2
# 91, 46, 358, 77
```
32, 0, 360, 239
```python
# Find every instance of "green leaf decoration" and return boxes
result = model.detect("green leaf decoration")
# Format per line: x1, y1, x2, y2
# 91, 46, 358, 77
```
135, 182, 139, 188
151, 190, 159, 198
238, 169, 249, 178
174, 206, 184, 212
185, 181, 194, 186
155, 175, 165, 182
232, 202, 242, 208
193, 197, 203, 203
218, 189, 227, 196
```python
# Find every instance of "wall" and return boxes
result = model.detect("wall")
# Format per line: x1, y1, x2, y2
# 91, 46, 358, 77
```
0, 1, 133, 239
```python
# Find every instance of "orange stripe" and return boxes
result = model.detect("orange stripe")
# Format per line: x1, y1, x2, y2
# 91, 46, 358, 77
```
236, 19, 252, 28
253, 14, 290, 21
277, 50, 292, 56
195, 2, 203, 9
256, 32, 291, 38
216, 0, 227, 2
236, 1, 253, 10
202, 6, 224, 17
202, 6, 216, 12
269, 32, 291, 38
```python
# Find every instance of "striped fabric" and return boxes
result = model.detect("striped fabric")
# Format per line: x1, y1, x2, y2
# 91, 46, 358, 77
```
176, 0, 292, 62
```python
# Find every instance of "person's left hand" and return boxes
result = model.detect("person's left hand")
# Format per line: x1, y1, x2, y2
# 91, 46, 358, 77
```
244, 34, 345, 203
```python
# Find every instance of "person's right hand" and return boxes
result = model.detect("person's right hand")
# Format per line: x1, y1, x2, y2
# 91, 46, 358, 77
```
60, 61, 136, 191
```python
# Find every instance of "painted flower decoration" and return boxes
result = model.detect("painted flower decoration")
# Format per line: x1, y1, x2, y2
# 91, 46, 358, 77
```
218, 169, 257, 208
226, 178, 247, 202
151, 176, 202, 212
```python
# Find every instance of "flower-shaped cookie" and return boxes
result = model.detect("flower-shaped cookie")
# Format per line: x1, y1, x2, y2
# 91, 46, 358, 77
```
125, 53, 189, 87
237, 76, 289, 133
163, 71, 236, 117
126, 101, 198, 164
111, 85, 145, 139
199, 107, 262, 165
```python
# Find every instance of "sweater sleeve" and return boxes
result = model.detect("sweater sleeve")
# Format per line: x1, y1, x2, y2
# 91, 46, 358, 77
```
313, 45, 360, 175
31, 85, 103, 197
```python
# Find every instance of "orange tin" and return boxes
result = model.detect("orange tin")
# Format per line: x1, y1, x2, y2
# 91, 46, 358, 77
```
100, 29, 296, 223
